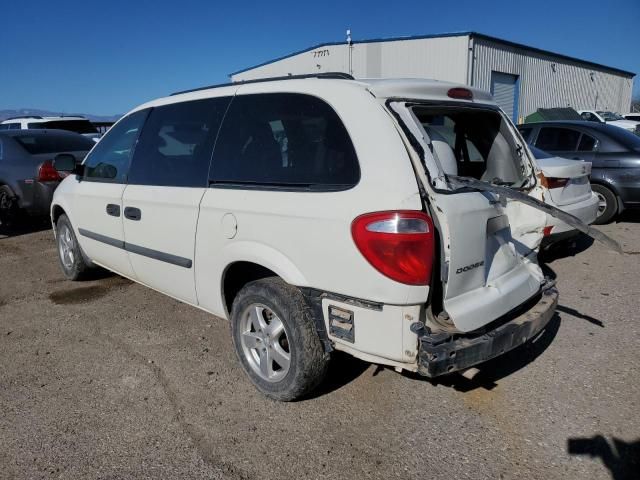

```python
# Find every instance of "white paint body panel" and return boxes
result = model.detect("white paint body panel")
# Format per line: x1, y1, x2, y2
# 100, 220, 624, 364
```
122, 185, 205, 304
59, 179, 135, 278
535, 156, 599, 234
51, 77, 554, 370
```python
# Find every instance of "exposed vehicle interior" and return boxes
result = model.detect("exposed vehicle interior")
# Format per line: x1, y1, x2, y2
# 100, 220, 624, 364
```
412, 106, 528, 187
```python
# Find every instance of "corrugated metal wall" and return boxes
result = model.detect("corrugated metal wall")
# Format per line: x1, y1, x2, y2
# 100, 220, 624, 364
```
232, 35, 634, 119
472, 38, 633, 120
232, 36, 469, 84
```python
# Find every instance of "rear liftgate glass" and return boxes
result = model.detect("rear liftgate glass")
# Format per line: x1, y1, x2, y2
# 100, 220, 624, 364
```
387, 99, 621, 333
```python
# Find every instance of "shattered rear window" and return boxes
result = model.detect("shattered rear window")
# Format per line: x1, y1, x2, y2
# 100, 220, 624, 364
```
412, 106, 529, 188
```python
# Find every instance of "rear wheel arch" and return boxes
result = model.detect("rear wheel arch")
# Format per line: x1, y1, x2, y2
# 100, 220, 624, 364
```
589, 178, 619, 196
222, 261, 279, 319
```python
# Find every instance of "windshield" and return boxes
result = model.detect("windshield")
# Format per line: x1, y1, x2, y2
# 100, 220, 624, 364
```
28, 119, 98, 134
412, 106, 528, 187
14, 133, 95, 154
597, 111, 624, 121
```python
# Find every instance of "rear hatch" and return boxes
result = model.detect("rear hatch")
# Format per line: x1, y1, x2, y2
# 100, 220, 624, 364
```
536, 156, 592, 206
384, 92, 548, 333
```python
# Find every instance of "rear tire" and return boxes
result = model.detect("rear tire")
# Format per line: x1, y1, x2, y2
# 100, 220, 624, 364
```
230, 277, 329, 401
591, 184, 617, 224
0, 185, 21, 228
56, 214, 92, 280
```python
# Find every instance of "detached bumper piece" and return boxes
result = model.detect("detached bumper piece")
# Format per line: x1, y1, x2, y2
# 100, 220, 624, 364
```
417, 286, 559, 377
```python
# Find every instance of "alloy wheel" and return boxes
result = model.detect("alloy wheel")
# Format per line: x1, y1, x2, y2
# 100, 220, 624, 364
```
239, 304, 291, 382
58, 224, 76, 269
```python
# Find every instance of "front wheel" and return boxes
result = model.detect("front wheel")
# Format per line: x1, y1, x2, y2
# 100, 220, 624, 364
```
0, 185, 20, 228
56, 214, 92, 280
230, 278, 329, 401
591, 184, 617, 224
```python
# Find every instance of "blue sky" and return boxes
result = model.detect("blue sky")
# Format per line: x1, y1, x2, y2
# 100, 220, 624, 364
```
2, 0, 638, 115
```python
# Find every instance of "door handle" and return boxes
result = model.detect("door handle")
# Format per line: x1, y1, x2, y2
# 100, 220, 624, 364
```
106, 204, 120, 217
124, 207, 142, 221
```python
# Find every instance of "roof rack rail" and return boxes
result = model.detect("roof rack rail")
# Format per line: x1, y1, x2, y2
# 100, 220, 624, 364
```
3, 115, 43, 121
170, 72, 355, 96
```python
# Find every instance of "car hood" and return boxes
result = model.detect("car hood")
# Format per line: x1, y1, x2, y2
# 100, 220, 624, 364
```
535, 156, 591, 179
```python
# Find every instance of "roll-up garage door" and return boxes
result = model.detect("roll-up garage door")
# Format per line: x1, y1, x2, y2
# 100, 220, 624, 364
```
490, 72, 519, 122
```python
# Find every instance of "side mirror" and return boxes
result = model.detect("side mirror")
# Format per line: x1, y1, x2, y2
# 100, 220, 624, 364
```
53, 153, 84, 176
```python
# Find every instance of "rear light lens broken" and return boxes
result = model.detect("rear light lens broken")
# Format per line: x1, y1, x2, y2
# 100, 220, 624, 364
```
37, 160, 62, 182
351, 211, 435, 285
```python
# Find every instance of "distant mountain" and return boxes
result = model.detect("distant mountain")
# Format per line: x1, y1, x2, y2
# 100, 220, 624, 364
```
0, 108, 121, 122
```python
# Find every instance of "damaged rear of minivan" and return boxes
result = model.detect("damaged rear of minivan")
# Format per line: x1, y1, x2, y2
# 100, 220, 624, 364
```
375, 80, 560, 377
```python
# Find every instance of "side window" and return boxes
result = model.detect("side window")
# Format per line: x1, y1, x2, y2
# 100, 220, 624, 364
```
518, 127, 532, 142
211, 93, 360, 189
535, 128, 580, 151
0, 139, 3, 160
0, 124, 9, 131
9, 123, 21, 130
83, 109, 148, 182
127, 97, 231, 187
577, 134, 597, 151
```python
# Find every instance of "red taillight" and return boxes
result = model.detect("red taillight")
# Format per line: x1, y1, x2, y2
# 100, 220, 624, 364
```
38, 160, 61, 182
543, 226, 553, 237
447, 87, 473, 100
539, 173, 569, 190
351, 211, 435, 286
546, 177, 569, 189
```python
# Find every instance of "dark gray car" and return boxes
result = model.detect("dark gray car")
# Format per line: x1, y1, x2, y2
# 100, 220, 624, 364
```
518, 121, 640, 223
0, 129, 94, 226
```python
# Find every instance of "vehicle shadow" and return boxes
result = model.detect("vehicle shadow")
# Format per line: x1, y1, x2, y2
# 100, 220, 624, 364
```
567, 435, 640, 480
305, 351, 371, 399
0, 217, 51, 239
407, 311, 562, 393
556, 304, 604, 328
539, 233, 594, 262
616, 210, 640, 224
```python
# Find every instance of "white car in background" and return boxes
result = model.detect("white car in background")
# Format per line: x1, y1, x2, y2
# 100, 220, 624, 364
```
623, 113, 640, 123
578, 110, 639, 132
0, 116, 102, 142
528, 145, 599, 245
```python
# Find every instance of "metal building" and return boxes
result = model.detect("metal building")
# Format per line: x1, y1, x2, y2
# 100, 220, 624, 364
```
230, 32, 635, 122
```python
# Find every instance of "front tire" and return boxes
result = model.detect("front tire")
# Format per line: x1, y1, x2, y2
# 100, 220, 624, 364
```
0, 185, 20, 228
230, 278, 329, 401
591, 184, 617, 224
56, 214, 92, 280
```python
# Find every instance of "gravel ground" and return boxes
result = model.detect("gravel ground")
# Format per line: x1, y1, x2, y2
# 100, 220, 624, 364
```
0, 215, 638, 480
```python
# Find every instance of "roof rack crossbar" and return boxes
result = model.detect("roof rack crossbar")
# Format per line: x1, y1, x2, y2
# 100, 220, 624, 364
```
170, 72, 354, 96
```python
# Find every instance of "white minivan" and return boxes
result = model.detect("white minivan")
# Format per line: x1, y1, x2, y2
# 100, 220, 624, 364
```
51, 74, 571, 400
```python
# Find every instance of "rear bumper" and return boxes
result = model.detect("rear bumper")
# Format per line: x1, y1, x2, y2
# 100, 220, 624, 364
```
417, 284, 558, 377
16, 180, 58, 216
545, 192, 598, 236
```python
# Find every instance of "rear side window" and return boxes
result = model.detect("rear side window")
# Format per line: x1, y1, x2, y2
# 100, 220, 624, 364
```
577, 134, 597, 151
211, 93, 359, 190
83, 110, 148, 182
128, 97, 231, 187
518, 127, 532, 142
535, 127, 580, 151
13, 133, 95, 154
